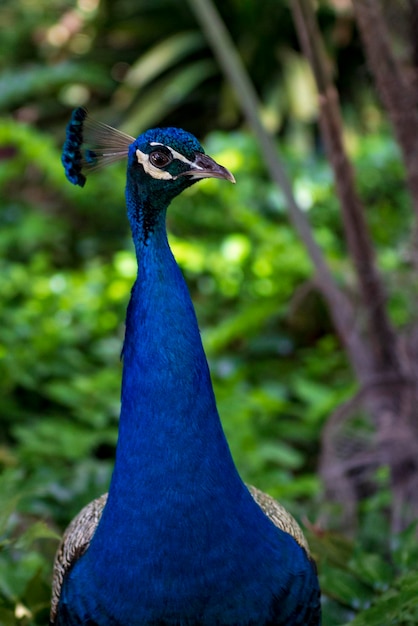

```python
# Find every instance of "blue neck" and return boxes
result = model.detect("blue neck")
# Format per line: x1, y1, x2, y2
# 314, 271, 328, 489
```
112, 223, 242, 505
93, 184, 246, 538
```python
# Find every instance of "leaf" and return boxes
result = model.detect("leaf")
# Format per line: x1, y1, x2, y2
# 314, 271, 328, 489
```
122, 60, 217, 133
392, 521, 418, 571
0, 62, 109, 108
23, 568, 51, 618
321, 566, 374, 610
346, 571, 418, 625
15, 522, 60, 551
202, 298, 279, 353
349, 552, 393, 590
257, 441, 304, 469
123, 31, 205, 90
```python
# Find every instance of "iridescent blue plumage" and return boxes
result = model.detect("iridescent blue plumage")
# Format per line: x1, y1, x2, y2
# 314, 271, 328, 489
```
61, 107, 88, 186
53, 109, 321, 625
62, 107, 135, 187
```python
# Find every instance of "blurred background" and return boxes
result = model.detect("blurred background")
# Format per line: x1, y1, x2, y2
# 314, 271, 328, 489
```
1, 0, 418, 624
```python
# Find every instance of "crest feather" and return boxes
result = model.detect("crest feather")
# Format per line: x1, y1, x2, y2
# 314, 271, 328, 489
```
61, 108, 134, 187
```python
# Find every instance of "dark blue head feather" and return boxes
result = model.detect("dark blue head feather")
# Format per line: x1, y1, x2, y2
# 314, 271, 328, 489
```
61, 108, 88, 187
135, 126, 203, 159
61, 107, 134, 187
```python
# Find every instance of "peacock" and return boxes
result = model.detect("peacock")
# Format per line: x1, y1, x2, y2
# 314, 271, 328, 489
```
51, 107, 321, 626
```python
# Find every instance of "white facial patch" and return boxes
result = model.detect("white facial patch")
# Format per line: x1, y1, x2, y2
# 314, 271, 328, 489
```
135, 143, 204, 180
136, 149, 173, 180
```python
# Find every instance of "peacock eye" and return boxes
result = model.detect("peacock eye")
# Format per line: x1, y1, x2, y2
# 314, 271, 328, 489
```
149, 150, 172, 169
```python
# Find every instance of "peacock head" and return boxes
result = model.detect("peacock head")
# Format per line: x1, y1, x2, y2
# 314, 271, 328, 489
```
62, 108, 234, 196
126, 126, 235, 205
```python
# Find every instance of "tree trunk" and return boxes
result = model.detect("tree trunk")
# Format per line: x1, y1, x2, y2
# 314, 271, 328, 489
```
353, 0, 418, 225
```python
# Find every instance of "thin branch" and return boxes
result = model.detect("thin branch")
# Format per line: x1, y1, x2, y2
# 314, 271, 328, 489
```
291, 0, 403, 377
188, 0, 371, 377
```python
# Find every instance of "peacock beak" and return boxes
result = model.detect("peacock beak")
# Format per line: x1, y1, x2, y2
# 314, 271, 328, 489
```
180, 153, 236, 183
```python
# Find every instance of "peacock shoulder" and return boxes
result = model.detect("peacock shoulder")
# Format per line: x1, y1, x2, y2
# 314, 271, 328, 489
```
248, 485, 310, 554
50, 486, 311, 624
50, 493, 108, 624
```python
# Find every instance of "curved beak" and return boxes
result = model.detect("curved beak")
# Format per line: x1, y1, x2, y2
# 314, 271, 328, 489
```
178, 152, 236, 183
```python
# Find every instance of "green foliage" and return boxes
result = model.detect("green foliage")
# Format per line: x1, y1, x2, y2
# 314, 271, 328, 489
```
307, 520, 418, 626
0, 62, 110, 110
1, 1, 417, 624
1, 111, 415, 623
0, 470, 58, 626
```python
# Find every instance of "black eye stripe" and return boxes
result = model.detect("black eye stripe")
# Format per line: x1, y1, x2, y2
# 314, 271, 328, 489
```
149, 150, 173, 168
